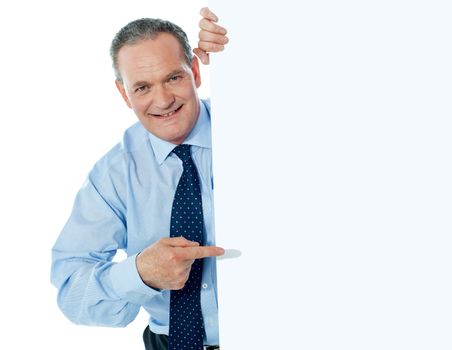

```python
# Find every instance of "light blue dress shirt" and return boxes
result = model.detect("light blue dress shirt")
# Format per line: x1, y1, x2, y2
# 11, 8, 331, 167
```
51, 99, 219, 345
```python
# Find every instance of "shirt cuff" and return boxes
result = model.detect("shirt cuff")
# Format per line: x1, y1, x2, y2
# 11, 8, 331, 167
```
109, 253, 162, 305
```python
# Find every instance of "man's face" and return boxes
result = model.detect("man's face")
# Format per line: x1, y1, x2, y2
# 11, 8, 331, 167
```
115, 33, 201, 145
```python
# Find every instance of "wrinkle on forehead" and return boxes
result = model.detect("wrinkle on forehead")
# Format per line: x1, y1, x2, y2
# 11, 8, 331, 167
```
117, 34, 190, 85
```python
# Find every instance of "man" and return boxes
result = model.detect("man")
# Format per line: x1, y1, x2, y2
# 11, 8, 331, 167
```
51, 7, 228, 350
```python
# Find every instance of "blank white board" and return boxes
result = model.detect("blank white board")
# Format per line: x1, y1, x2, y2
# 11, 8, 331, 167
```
210, 1, 452, 349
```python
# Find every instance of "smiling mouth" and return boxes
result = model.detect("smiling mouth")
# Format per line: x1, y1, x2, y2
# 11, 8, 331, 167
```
150, 105, 183, 118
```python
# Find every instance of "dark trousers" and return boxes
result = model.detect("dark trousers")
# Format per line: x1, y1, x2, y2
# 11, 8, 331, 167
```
143, 326, 220, 350
143, 326, 168, 350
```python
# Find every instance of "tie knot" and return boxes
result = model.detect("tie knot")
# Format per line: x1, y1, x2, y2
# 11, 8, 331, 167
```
172, 144, 192, 163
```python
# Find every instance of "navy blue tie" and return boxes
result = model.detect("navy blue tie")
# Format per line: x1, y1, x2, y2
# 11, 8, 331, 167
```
168, 144, 205, 350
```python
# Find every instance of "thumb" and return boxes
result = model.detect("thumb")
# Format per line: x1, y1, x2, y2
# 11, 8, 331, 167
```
193, 48, 210, 65
163, 236, 200, 247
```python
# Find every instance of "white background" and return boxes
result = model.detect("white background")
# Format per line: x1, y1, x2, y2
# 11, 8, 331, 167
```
211, 0, 452, 349
2, 1, 452, 349
0, 1, 210, 349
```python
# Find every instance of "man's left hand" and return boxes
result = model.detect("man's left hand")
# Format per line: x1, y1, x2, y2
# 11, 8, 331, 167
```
193, 7, 229, 65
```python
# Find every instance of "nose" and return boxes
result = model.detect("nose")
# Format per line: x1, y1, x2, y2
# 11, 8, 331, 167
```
153, 85, 175, 111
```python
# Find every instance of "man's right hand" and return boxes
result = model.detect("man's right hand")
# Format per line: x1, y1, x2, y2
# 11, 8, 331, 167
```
136, 237, 225, 290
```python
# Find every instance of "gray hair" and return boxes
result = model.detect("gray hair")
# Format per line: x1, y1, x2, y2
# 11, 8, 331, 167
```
110, 18, 193, 83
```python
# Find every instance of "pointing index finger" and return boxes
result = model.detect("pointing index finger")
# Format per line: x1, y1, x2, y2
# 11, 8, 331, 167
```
183, 246, 225, 260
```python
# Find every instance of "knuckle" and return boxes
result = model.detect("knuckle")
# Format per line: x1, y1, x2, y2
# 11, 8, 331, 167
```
174, 280, 186, 290
199, 18, 207, 28
204, 20, 216, 31
177, 236, 188, 244
198, 42, 208, 52
177, 283, 185, 290
182, 270, 190, 282
175, 267, 187, 278
210, 43, 224, 52
201, 42, 217, 53
167, 251, 179, 262
211, 24, 223, 34
158, 237, 168, 245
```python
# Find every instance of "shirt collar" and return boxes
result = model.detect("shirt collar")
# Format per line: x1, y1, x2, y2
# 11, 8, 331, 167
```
147, 99, 212, 165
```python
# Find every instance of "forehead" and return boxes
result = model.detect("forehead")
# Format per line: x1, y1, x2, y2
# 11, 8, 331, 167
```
117, 33, 188, 82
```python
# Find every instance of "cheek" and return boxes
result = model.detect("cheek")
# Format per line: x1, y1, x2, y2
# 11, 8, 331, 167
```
174, 80, 196, 98
131, 97, 152, 115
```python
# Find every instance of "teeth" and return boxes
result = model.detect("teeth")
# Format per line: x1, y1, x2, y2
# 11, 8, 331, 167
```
151, 106, 181, 118
162, 110, 176, 117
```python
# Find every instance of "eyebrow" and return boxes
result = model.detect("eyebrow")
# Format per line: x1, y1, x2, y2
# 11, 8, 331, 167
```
131, 70, 187, 89
131, 81, 150, 89
165, 69, 186, 80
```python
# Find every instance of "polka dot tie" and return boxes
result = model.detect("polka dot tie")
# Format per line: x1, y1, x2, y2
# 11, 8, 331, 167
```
168, 144, 205, 350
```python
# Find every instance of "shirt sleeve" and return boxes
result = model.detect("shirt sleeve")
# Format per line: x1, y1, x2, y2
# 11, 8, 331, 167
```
51, 171, 161, 327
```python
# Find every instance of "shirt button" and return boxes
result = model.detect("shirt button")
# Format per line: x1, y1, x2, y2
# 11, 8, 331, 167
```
202, 283, 208, 289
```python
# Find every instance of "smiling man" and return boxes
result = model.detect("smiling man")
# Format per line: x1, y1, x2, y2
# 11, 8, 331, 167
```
114, 32, 202, 145
51, 8, 228, 350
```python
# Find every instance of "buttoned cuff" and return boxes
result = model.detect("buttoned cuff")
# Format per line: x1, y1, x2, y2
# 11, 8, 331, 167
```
109, 253, 162, 305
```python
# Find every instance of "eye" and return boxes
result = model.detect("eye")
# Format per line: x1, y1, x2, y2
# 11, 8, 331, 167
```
135, 85, 149, 94
168, 75, 182, 83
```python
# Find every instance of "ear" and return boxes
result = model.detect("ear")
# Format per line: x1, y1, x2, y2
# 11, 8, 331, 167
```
115, 80, 132, 109
191, 56, 202, 88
